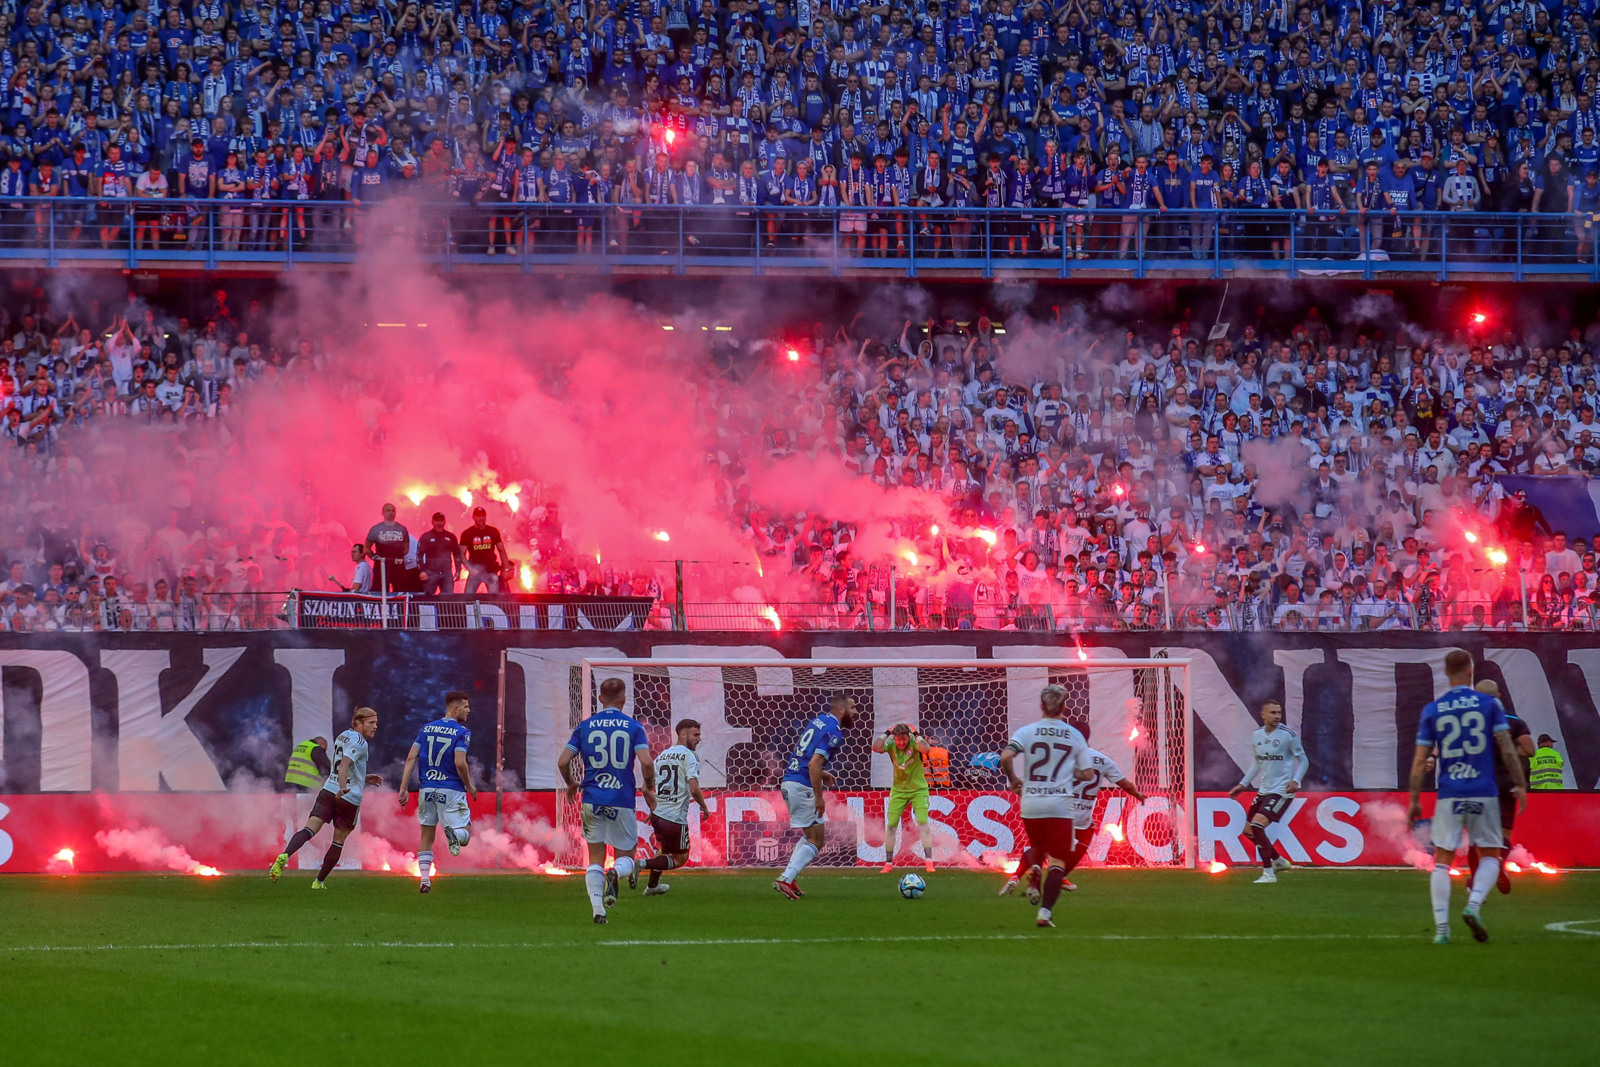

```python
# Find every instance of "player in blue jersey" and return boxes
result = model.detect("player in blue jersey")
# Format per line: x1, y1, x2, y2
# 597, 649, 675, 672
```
397, 689, 476, 894
773, 693, 858, 900
1409, 651, 1527, 944
557, 678, 656, 924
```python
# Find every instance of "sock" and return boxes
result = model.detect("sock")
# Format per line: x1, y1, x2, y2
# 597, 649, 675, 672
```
283, 827, 313, 857
1018, 846, 1040, 875
883, 825, 898, 863
585, 865, 606, 914
418, 850, 433, 882
1430, 863, 1453, 925
1062, 846, 1086, 876
919, 821, 933, 859
316, 842, 342, 882
1467, 857, 1500, 909
1042, 866, 1066, 911
644, 854, 678, 888
781, 839, 819, 883
613, 855, 635, 882
1249, 824, 1279, 866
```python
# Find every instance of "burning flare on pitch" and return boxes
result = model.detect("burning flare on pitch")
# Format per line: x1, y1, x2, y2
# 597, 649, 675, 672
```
1208, 860, 1228, 874
95, 827, 225, 877
1105, 823, 1125, 843
47, 848, 76, 874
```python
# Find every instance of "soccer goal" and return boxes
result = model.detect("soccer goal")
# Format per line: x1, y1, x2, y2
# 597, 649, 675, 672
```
550, 656, 1194, 870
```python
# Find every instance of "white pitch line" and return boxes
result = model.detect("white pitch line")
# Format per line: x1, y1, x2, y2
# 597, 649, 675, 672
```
3, 931, 1420, 954
1544, 919, 1600, 937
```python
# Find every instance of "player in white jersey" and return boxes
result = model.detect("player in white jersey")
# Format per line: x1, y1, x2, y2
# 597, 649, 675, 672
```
1000, 684, 1095, 928
1001, 740, 1145, 899
1228, 700, 1309, 884
269, 707, 383, 888
638, 719, 711, 896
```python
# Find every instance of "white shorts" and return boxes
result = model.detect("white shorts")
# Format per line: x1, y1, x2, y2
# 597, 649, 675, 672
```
781, 781, 824, 829
582, 802, 639, 850
418, 787, 470, 831
840, 214, 866, 233
1070, 799, 1096, 831
1430, 797, 1504, 850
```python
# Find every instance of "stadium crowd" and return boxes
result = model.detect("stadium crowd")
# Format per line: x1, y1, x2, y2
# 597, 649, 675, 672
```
3, 277, 1600, 632
1, 0, 1600, 259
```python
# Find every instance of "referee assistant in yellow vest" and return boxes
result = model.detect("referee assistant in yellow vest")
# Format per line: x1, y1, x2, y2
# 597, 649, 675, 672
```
285, 736, 331, 791
1529, 735, 1565, 790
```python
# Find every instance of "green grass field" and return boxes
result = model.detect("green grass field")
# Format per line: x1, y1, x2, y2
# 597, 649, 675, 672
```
3, 867, 1597, 1066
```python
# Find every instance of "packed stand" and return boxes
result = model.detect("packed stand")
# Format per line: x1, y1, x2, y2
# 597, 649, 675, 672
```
4, 280, 1600, 632
696, 309, 1600, 632
0, 285, 352, 632
2, 0, 1600, 260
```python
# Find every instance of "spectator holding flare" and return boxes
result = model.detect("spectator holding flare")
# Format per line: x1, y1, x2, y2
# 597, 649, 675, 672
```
460, 507, 508, 594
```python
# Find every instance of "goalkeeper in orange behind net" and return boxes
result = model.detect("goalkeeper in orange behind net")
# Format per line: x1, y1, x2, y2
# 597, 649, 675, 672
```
872, 723, 935, 874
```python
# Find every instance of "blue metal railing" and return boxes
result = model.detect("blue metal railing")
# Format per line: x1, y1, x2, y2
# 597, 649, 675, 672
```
0, 197, 1594, 280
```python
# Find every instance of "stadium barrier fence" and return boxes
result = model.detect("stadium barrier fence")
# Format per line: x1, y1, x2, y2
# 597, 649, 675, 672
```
0, 197, 1595, 280
33, 590, 1555, 633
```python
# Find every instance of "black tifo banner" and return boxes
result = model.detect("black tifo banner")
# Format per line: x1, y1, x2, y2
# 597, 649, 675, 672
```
294, 591, 654, 631
0, 631, 1594, 796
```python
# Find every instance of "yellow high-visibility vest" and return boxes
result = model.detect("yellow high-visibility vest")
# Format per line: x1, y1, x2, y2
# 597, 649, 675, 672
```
1528, 747, 1565, 790
284, 739, 323, 790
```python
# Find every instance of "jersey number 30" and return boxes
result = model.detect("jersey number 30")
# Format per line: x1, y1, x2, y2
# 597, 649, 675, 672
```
586, 730, 634, 771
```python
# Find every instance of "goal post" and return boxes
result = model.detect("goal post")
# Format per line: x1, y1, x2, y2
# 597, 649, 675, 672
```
557, 656, 1194, 870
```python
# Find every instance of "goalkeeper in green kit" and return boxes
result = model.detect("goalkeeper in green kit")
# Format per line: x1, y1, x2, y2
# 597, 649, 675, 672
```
873, 723, 936, 874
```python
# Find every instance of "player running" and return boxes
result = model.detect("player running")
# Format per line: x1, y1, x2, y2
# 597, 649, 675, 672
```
1467, 680, 1535, 895
1409, 650, 1528, 944
1227, 700, 1309, 884
1002, 742, 1145, 899
872, 723, 935, 874
773, 693, 858, 900
556, 678, 655, 924
269, 707, 383, 888
397, 689, 476, 894
639, 719, 711, 896
1000, 684, 1095, 928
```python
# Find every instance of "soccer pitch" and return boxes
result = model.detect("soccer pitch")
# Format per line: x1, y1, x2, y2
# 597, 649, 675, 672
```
4, 869, 1597, 1065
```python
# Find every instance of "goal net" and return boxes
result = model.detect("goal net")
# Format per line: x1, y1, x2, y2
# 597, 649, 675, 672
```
550, 657, 1193, 870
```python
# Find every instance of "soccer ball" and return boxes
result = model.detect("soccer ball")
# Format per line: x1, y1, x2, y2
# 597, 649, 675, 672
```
898, 873, 926, 899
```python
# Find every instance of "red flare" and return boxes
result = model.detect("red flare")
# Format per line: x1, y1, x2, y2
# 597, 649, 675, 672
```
1208, 860, 1228, 874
